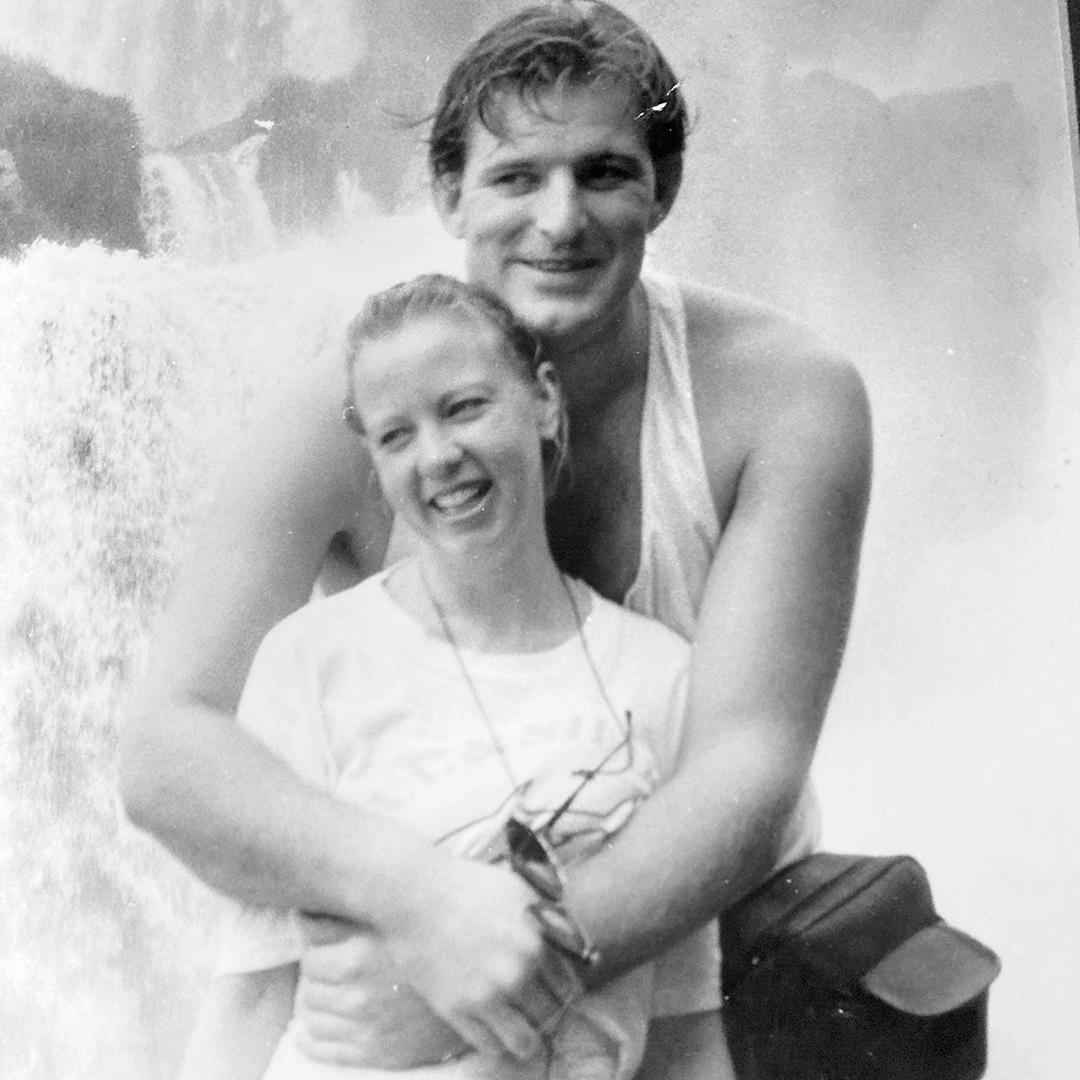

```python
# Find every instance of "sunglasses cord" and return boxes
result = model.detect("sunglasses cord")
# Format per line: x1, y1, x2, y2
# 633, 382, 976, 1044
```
422, 569, 632, 815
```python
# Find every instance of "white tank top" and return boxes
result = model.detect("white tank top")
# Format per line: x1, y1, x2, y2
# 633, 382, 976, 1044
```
623, 273, 719, 640
624, 272, 820, 868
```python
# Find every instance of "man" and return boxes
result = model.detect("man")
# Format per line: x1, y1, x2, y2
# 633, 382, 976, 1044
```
122, 1, 871, 1067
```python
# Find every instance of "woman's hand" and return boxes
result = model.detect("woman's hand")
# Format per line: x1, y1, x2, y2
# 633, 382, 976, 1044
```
294, 915, 468, 1068
294, 856, 585, 1067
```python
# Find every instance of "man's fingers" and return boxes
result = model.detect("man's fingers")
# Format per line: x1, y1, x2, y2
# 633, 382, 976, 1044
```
452, 1004, 545, 1063
297, 912, 357, 947
537, 948, 585, 1014
512, 978, 569, 1037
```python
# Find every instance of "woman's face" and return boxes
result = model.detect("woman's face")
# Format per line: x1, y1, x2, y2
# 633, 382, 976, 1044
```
351, 313, 561, 563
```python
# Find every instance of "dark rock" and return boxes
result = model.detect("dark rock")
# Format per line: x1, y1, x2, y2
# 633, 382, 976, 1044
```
0, 52, 145, 256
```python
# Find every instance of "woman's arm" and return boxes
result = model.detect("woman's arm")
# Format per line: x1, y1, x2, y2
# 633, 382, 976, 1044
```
179, 967, 298, 1080
567, 333, 872, 981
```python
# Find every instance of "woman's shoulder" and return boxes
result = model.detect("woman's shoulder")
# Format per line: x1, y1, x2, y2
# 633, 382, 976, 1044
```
258, 572, 397, 659
586, 588, 691, 664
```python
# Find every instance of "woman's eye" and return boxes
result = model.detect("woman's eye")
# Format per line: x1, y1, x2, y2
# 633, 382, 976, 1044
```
448, 397, 486, 419
378, 427, 409, 449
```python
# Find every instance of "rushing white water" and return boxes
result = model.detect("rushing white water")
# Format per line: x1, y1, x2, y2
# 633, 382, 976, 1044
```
1, 2, 1078, 1078
0, 219, 462, 1079
140, 137, 278, 263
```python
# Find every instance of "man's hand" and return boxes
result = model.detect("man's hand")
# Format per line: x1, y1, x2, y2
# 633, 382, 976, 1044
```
293, 856, 584, 1067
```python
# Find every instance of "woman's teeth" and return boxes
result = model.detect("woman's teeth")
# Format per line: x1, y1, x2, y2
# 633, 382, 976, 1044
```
431, 481, 490, 512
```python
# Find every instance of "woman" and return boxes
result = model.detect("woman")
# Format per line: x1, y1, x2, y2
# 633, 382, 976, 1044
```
179, 275, 732, 1080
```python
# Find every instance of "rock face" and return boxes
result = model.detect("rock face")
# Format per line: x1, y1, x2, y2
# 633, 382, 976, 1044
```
0, 53, 145, 257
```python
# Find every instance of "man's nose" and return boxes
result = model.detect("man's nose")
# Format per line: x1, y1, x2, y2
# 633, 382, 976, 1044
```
533, 172, 585, 241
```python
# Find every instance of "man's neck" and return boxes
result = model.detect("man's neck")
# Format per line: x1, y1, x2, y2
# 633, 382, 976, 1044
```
545, 281, 651, 421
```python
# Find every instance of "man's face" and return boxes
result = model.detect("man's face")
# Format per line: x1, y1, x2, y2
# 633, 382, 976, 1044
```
440, 81, 662, 349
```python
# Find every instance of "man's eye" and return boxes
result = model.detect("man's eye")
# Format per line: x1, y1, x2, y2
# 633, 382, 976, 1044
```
580, 164, 637, 190
493, 171, 538, 193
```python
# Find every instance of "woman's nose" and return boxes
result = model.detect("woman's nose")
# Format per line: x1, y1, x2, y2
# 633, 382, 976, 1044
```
533, 172, 585, 241
415, 423, 463, 473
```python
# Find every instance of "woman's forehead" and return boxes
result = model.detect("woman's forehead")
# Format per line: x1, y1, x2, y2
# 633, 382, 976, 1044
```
352, 315, 516, 390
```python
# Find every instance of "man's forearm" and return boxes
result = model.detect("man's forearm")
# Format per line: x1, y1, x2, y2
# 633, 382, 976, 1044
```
120, 700, 436, 924
564, 736, 800, 983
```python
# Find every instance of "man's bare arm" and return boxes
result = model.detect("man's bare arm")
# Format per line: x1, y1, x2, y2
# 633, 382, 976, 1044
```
567, 324, 872, 979
121, 346, 391, 910
120, 349, 574, 1059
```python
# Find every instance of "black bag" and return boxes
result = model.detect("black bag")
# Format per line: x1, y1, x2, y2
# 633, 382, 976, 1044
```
720, 853, 1001, 1080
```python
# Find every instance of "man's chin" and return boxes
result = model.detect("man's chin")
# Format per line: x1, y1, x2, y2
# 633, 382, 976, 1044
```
514, 295, 605, 343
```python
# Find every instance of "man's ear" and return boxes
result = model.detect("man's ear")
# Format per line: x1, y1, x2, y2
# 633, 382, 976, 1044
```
433, 176, 465, 238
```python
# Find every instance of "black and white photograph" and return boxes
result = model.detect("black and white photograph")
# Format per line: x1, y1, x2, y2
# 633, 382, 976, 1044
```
1, 3, 1077, 1079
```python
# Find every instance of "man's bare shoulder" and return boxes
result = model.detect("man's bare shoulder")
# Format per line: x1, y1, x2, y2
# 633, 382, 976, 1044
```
677, 279, 871, 502
679, 280, 861, 402
234, 343, 379, 535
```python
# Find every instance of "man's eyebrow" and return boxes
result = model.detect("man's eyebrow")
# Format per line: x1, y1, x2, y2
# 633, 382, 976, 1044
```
476, 155, 536, 177
578, 152, 648, 175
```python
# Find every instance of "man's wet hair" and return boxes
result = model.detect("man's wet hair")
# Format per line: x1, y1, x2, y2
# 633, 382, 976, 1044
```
429, 1, 687, 210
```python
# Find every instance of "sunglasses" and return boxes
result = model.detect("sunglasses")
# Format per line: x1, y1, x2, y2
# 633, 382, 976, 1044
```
505, 815, 600, 968
501, 715, 638, 969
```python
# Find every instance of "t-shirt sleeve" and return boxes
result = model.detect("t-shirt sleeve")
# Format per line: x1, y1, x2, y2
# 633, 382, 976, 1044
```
649, 919, 722, 1017
235, 619, 336, 789
214, 900, 305, 976
214, 618, 333, 976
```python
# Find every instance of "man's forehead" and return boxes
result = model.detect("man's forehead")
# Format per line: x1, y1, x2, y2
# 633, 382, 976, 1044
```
469, 80, 644, 153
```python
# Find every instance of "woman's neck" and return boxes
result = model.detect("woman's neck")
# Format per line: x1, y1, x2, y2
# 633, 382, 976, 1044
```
390, 545, 585, 654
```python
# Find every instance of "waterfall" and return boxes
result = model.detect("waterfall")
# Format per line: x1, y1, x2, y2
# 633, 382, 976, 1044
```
0, 0, 366, 146
141, 136, 278, 263
0, 220, 462, 1079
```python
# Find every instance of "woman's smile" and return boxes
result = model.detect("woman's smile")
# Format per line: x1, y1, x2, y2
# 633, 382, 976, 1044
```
426, 477, 494, 518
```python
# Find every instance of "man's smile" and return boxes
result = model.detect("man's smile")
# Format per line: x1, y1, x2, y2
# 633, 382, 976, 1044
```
518, 255, 603, 270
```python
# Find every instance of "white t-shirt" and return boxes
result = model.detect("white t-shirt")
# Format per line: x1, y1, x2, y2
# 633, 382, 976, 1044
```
218, 568, 720, 1080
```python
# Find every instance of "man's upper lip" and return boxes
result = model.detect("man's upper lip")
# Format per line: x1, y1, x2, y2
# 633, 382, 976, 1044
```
517, 256, 601, 271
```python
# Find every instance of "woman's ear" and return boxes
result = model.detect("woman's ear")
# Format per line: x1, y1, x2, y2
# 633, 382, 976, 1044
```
533, 361, 563, 441
433, 177, 465, 238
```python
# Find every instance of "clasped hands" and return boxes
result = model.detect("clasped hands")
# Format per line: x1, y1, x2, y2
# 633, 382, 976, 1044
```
293, 855, 589, 1068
